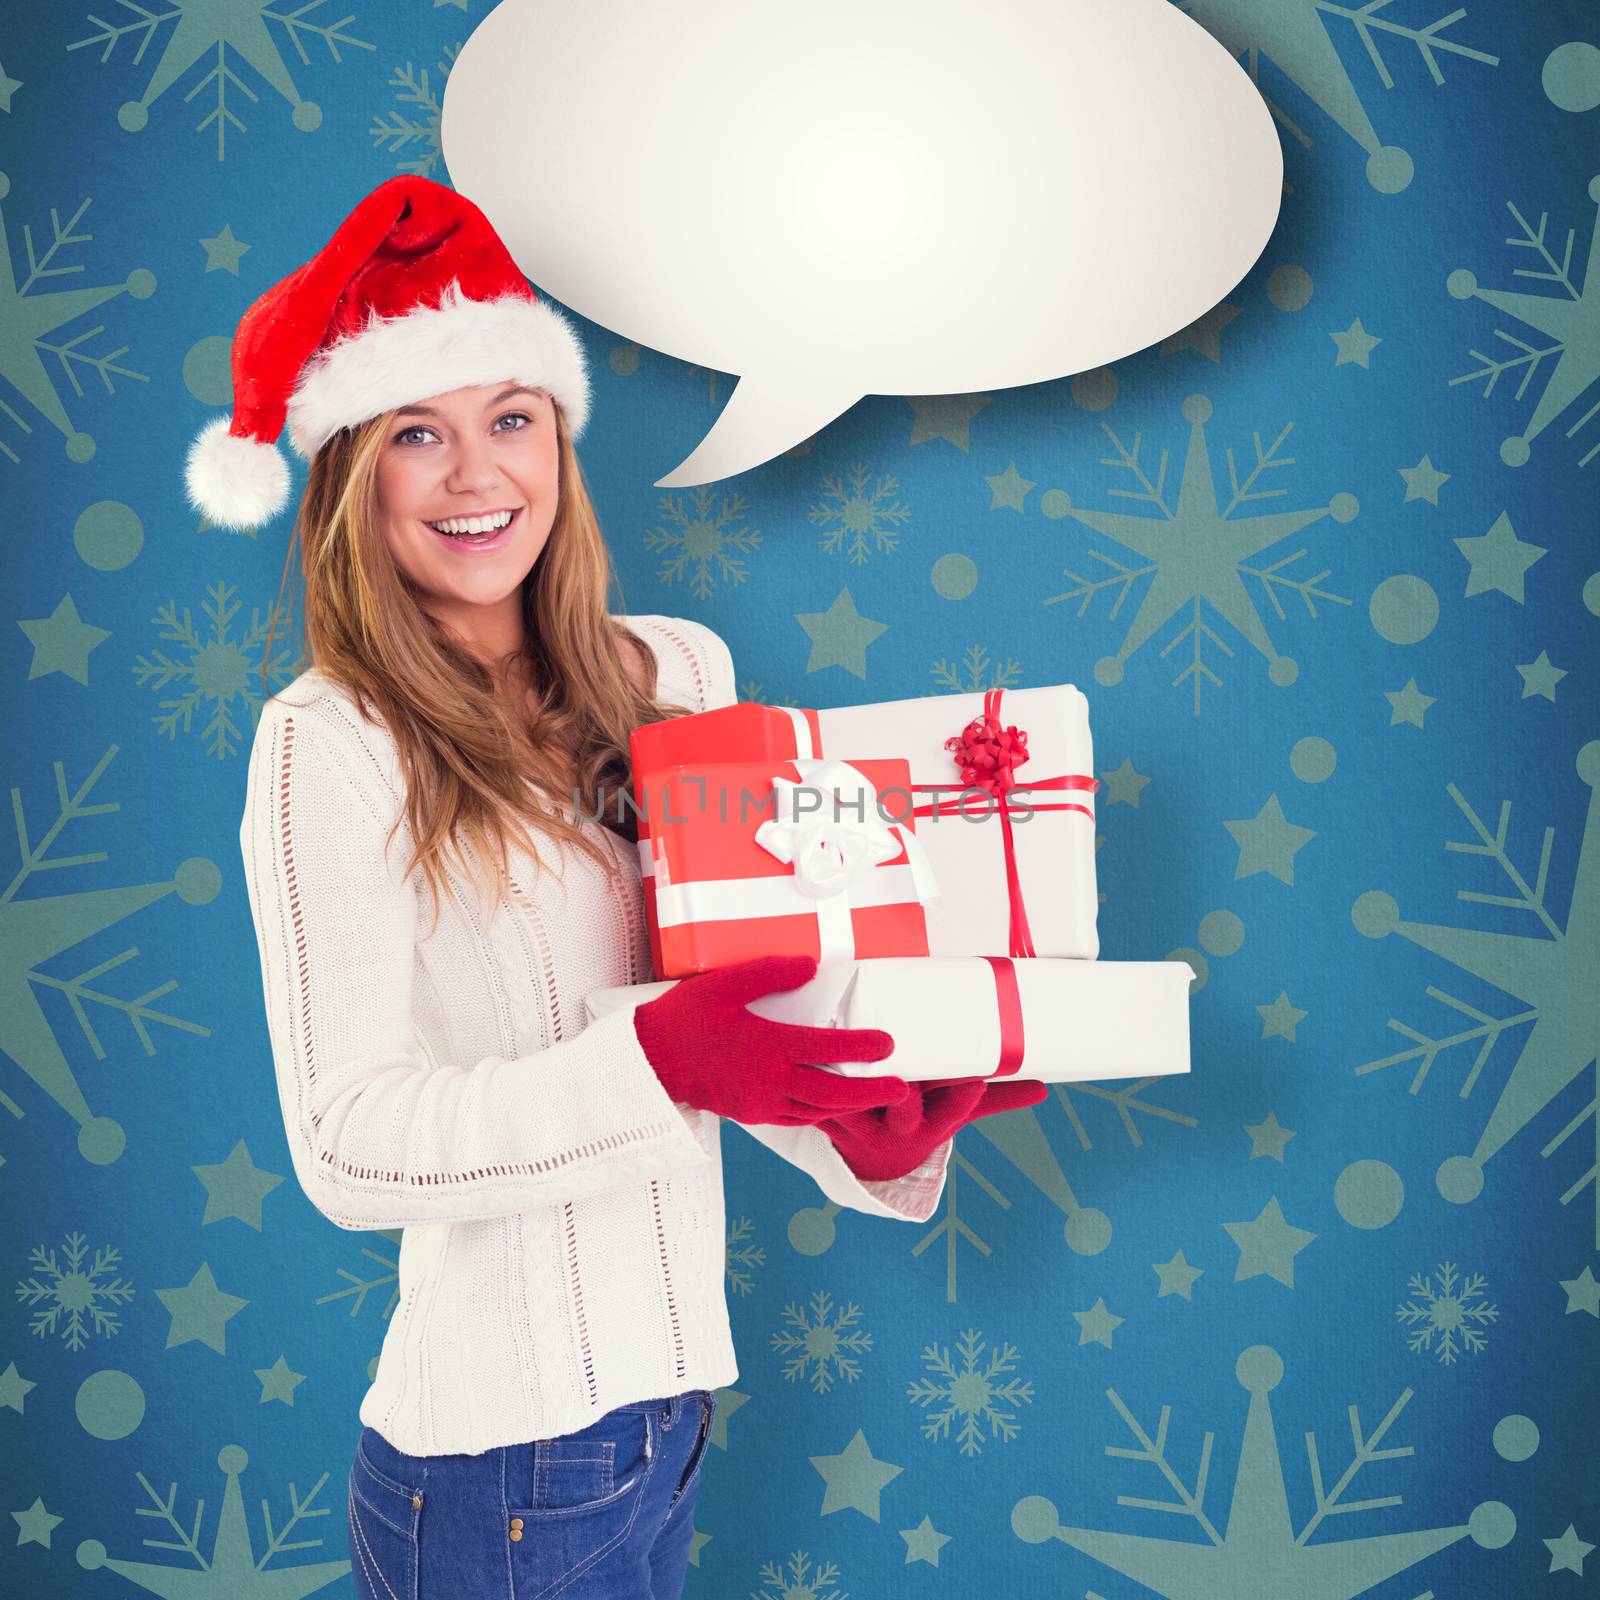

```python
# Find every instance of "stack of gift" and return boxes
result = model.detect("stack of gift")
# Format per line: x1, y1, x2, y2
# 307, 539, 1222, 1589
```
587, 682, 1191, 1086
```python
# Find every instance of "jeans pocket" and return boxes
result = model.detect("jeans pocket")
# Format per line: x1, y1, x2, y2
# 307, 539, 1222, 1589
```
348, 1431, 422, 1600
509, 1409, 656, 1599
520, 1407, 652, 1518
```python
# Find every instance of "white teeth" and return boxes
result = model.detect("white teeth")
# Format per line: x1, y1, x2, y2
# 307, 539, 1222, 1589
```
428, 509, 514, 536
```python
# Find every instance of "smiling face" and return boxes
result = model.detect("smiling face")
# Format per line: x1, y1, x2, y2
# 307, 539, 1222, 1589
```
374, 381, 560, 663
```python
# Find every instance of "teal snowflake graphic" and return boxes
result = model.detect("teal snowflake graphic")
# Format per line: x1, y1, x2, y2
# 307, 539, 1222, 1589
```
2, 745, 215, 1169
1043, 397, 1356, 714
17, 1230, 135, 1349
929, 644, 1022, 694
315, 1231, 400, 1321
907, 1327, 1034, 1456
1177, 1, 1498, 192
755, 1550, 846, 1600
132, 583, 303, 758
908, 1078, 1196, 1298
371, 43, 461, 177
771, 1288, 872, 1392
725, 1215, 765, 1297
0, 174, 155, 466
1396, 1260, 1497, 1364
1013, 1344, 1515, 1597
75, 1442, 349, 1594
1447, 183, 1600, 468
1353, 742, 1600, 1243
645, 485, 762, 598
68, 0, 374, 159
808, 462, 911, 563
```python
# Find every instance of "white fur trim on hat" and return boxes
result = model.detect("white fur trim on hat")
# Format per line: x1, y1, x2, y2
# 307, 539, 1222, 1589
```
284, 279, 592, 459
184, 413, 292, 530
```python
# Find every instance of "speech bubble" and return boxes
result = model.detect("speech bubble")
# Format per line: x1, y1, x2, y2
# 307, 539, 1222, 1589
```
442, 0, 1281, 488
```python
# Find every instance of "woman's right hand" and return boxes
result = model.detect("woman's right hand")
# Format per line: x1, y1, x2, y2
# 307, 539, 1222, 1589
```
631, 953, 910, 1126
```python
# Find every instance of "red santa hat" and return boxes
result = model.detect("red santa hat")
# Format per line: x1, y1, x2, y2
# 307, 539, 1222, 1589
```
184, 174, 591, 531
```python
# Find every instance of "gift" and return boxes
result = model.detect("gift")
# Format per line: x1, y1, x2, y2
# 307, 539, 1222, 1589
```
638, 756, 941, 975
586, 956, 1192, 1084
631, 684, 1098, 978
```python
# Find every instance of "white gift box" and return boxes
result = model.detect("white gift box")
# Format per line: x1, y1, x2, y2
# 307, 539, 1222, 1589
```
586, 956, 1193, 1084
793, 686, 1100, 960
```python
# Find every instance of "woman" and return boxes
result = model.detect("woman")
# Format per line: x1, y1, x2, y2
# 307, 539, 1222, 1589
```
197, 176, 1044, 1600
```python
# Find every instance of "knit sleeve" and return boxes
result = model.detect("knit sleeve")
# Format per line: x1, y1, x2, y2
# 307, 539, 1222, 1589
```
736, 1122, 953, 1222
238, 695, 715, 1232
652, 614, 958, 1222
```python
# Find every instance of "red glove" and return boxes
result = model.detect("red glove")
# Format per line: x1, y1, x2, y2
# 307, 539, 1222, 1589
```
817, 1074, 1049, 1182
633, 953, 912, 1126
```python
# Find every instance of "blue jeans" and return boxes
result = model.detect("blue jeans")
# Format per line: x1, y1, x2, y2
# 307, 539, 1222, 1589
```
347, 1388, 717, 1600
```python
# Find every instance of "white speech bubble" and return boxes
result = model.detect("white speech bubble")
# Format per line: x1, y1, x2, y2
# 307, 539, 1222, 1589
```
442, 0, 1282, 488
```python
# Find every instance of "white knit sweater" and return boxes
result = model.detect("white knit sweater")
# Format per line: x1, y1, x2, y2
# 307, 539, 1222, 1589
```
238, 612, 952, 1457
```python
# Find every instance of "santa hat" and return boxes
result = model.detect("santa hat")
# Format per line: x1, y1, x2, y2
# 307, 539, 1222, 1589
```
184, 174, 591, 531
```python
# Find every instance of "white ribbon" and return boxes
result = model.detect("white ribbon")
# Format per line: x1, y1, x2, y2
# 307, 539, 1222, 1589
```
752, 757, 911, 898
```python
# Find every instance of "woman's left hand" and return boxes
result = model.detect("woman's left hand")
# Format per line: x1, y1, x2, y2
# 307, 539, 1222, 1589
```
816, 1075, 1049, 1182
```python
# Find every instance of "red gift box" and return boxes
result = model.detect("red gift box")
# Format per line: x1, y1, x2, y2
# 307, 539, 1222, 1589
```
637, 755, 940, 977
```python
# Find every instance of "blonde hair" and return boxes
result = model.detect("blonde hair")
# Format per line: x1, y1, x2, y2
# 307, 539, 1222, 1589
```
258, 396, 695, 938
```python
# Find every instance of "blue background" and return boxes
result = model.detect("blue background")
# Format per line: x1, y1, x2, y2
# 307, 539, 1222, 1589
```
2, 2, 1596, 1596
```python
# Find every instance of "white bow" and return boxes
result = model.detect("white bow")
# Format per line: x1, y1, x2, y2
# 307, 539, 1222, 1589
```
753, 757, 941, 903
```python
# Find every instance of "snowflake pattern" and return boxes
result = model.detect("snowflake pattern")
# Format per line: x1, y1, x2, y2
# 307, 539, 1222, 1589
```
69, 0, 374, 159
929, 644, 1022, 695
370, 43, 461, 177
644, 485, 762, 598
808, 462, 911, 563
1448, 186, 1600, 469
1021, 1343, 1514, 1597
1043, 396, 1354, 714
1396, 1261, 1497, 1364
900, 1075, 1198, 1298
17, 1230, 134, 1349
315, 1231, 401, 1321
771, 1289, 872, 1392
132, 582, 303, 758
1354, 745, 1600, 1242
0, 179, 154, 467
754, 1550, 847, 1600
1177, 0, 1497, 193
724, 1216, 765, 1297
73, 1441, 348, 1591
3, 744, 212, 1167
907, 1327, 1033, 1456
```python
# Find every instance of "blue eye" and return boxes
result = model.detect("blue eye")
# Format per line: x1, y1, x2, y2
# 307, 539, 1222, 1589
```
393, 412, 532, 447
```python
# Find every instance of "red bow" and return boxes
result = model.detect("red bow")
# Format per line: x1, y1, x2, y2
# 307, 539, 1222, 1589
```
905, 688, 1098, 958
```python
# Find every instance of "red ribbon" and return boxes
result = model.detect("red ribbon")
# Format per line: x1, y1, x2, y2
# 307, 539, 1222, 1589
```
984, 954, 1025, 1077
901, 687, 1098, 959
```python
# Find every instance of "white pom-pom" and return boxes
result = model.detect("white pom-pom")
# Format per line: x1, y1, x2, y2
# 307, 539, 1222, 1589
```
184, 414, 291, 530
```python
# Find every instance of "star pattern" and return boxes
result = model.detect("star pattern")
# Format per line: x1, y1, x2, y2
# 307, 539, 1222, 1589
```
18, 594, 113, 683
1455, 511, 1546, 602
1399, 454, 1450, 503
795, 588, 888, 677
1385, 678, 1436, 727
1152, 1250, 1205, 1299
809, 1429, 904, 1519
1074, 1297, 1124, 1348
1223, 1196, 1316, 1287
1225, 794, 1317, 885
1243, 1111, 1295, 1161
1515, 649, 1566, 701
1257, 992, 1307, 1041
